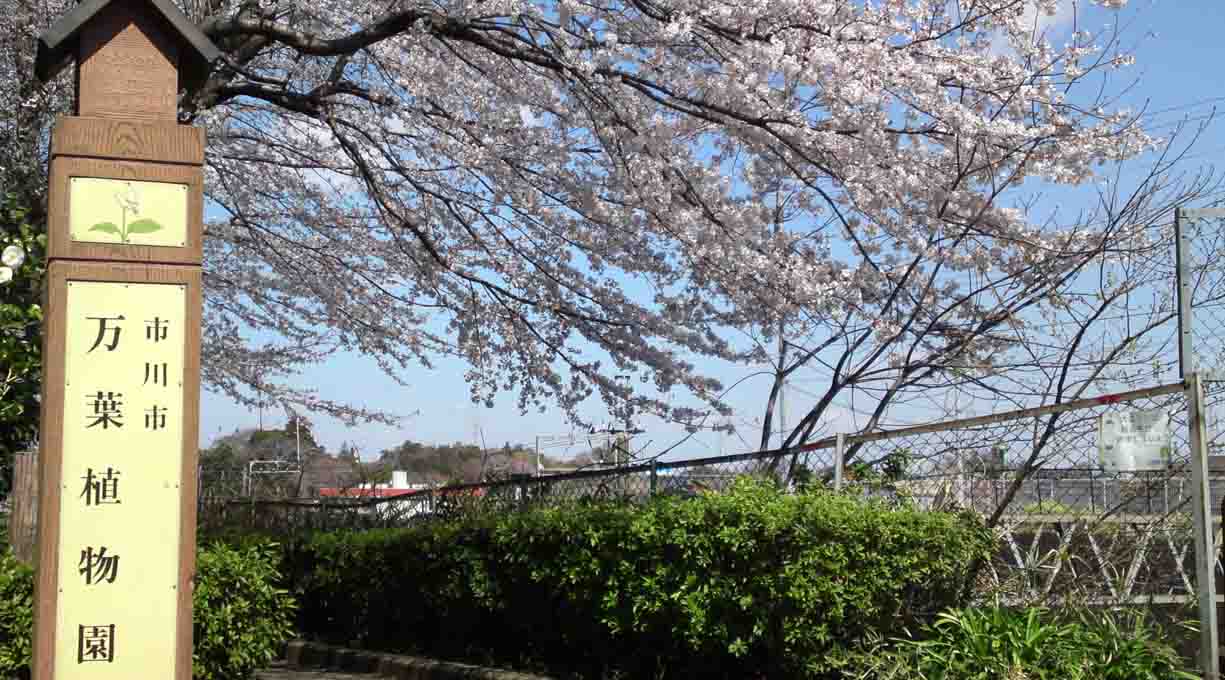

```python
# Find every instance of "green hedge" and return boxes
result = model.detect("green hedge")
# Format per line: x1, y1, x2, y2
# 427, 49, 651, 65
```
284, 478, 993, 679
191, 541, 297, 680
0, 541, 295, 680
0, 552, 32, 677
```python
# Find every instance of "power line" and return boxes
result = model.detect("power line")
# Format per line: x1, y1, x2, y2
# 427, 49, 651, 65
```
1142, 96, 1225, 120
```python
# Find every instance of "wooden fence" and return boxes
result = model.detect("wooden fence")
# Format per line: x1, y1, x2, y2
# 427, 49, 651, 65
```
7, 450, 37, 564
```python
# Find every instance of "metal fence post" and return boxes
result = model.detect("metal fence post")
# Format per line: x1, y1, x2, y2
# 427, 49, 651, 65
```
834, 434, 845, 491
1188, 372, 1220, 680
1176, 207, 1223, 679
1089, 468, 1097, 514
649, 460, 658, 497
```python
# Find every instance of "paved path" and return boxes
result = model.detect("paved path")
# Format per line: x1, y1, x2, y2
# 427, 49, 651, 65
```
255, 662, 376, 680
259, 642, 556, 680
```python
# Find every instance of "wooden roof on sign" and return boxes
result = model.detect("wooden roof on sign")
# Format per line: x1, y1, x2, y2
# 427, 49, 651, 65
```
35, 0, 221, 93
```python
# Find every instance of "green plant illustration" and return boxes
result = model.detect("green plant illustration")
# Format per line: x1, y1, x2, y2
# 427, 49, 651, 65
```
88, 182, 163, 244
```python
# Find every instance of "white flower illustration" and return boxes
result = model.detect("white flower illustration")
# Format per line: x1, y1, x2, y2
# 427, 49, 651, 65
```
0, 266, 12, 284
114, 183, 140, 214
0, 244, 23, 268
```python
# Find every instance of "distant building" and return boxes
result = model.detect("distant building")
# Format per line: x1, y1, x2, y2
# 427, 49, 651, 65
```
317, 469, 430, 500
316, 470, 490, 517
317, 470, 436, 517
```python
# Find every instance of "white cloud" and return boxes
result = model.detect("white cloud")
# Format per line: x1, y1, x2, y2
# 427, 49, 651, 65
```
988, 1, 1079, 57
1027, 1, 1077, 34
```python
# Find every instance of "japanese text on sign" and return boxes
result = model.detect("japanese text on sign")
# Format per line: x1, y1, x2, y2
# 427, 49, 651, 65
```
55, 281, 185, 679
1098, 409, 1173, 472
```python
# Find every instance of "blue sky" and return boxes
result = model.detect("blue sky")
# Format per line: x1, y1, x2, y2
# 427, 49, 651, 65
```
199, 0, 1225, 462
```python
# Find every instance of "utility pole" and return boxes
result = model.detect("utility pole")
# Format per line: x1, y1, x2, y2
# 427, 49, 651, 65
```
615, 374, 633, 467
778, 325, 787, 449
622, 386, 632, 467
768, 180, 793, 453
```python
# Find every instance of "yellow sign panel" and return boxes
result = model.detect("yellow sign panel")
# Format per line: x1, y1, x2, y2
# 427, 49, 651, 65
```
69, 178, 188, 247
57, 280, 185, 678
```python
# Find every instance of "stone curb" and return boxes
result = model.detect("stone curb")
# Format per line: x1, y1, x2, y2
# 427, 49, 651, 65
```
284, 640, 558, 680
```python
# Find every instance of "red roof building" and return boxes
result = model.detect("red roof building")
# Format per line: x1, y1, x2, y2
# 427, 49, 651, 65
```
316, 487, 422, 499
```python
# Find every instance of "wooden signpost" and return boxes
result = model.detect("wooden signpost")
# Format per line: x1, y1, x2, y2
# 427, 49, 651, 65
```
32, 1, 218, 678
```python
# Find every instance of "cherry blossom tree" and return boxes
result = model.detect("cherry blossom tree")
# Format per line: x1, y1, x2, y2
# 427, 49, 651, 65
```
758, 120, 1222, 443
0, 0, 1179, 437
761, 125, 1224, 491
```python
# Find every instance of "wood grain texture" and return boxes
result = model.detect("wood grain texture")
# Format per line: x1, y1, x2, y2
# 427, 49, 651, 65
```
52, 116, 205, 165
31, 260, 202, 680
8, 452, 38, 565
38, 16, 204, 672
48, 156, 203, 264
35, 0, 221, 92
32, 260, 70, 680
176, 265, 202, 680
77, 0, 179, 120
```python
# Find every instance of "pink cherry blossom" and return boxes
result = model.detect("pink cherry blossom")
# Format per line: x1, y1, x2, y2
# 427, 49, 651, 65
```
0, 0, 1172, 437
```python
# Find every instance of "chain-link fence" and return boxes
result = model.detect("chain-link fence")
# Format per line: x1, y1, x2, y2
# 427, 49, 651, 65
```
1178, 209, 1225, 383
840, 382, 1203, 609
195, 449, 837, 536
198, 381, 1216, 609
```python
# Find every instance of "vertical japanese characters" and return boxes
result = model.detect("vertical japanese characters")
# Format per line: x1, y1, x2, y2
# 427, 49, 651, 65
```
55, 281, 185, 677
67, 312, 174, 661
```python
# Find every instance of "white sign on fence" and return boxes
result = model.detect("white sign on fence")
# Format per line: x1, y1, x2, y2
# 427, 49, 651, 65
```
1098, 409, 1172, 472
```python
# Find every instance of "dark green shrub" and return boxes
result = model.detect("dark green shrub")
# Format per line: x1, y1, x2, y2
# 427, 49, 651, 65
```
0, 542, 296, 680
285, 478, 993, 678
0, 551, 32, 679
834, 606, 1196, 680
192, 540, 297, 680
